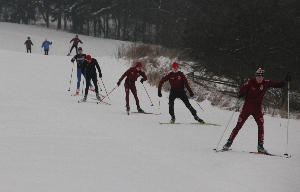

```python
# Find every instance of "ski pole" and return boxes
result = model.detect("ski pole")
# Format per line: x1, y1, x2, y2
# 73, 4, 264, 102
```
82, 76, 85, 95
97, 80, 103, 91
213, 99, 240, 151
100, 77, 110, 100
284, 79, 290, 157
142, 84, 154, 106
68, 62, 75, 91
97, 86, 117, 104
194, 99, 204, 112
158, 98, 161, 110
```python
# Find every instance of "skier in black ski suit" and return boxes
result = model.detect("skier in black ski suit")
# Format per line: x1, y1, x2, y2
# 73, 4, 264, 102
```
80, 55, 102, 101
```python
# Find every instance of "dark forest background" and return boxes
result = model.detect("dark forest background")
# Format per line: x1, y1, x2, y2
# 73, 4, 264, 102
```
1, 0, 299, 111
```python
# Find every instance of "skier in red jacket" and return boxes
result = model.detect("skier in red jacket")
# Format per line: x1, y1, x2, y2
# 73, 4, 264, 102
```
158, 62, 204, 124
68, 35, 83, 56
117, 61, 148, 113
222, 68, 290, 153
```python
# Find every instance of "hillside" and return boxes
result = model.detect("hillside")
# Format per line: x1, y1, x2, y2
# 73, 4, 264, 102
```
0, 22, 299, 192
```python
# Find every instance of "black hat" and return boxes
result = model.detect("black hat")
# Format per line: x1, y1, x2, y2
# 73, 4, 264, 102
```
255, 68, 265, 77
78, 47, 82, 51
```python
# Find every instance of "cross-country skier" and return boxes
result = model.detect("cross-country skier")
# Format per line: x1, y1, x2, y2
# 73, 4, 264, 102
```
117, 61, 147, 113
158, 62, 204, 124
24, 37, 33, 53
222, 68, 290, 153
71, 47, 94, 95
68, 35, 82, 56
80, 55, 102, 102
41, 38, 52, 55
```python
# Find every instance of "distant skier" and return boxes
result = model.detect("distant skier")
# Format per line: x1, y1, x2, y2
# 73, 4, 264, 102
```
117, 61, 147, 113
70, 47, 94, 95
80, 55, 102, 102
41, 38, 52, 55
158, 62, 204, 124
222, 68, 290, 153
24, 37, 33, 53
68, 35, 82, 56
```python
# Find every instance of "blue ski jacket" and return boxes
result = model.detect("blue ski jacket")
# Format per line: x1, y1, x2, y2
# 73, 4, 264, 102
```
42, 41, 52, 50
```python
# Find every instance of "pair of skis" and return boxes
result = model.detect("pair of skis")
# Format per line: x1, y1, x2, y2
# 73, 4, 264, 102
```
215, 149, 291, 158
159, 122, 221, 126
78, 97, 111, 105
127, 111, 161, 115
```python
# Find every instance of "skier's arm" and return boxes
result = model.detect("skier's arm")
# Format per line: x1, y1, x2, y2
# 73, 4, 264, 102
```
71, 55, 77, 63
118, 68, 132, 83
94, 59, 102, 78
181, 73, 192, 92
158, 73, 170, 91
70, 38, 74, 43
238, 80, 250, 98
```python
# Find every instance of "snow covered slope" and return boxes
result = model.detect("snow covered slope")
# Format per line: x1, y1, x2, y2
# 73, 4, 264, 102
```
0, 22, 299, 192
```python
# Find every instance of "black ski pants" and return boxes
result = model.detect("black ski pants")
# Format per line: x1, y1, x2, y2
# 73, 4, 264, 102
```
168, 90, 197, 118
84, 74, 98, 95
70, 44, 78, 55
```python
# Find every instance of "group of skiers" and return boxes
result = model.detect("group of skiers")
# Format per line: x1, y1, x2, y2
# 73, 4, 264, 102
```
69, 45, 291, 154
71, 48, 291, 154
24, 34, 82, 55
26, 34, 291, 154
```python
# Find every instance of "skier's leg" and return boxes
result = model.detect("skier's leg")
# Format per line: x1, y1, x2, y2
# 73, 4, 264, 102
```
91, 76, 98, 93
84, 76, 91, 96
179, 92, 197, 116
130, 85, 140, 108
77, 68, 82, 89
69, 45, 74, 54
228, 109, 250, 142
168, 91, 177, 118
253, 109, 265, 144
124, 84, 130, 107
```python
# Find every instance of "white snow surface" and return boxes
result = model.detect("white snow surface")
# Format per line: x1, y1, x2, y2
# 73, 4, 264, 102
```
0, 22, 299, 192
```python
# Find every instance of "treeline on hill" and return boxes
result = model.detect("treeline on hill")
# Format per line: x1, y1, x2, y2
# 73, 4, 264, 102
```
0, 0, 299, 112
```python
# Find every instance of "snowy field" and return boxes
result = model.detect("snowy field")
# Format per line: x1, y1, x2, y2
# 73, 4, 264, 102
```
0, 22, 299, 192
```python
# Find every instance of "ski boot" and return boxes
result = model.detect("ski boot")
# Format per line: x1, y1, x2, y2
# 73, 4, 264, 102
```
75, 89, 80, 95
170, 116, 176, 124
257, 143, 268, 154
137, 107, 145, 113
194, 115, 204, 124
90, 86, 95, 92
126, 106, 130, 112
222, 140, 232, 151
82, 95, 87, 102
96, 93, 101, 101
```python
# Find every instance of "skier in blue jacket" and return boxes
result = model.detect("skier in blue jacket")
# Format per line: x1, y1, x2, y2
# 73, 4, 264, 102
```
41, 38, 52, 55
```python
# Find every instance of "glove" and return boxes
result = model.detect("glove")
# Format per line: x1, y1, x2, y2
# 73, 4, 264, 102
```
99, 73, 102, 78
140, 78, 144, 84
238, 91, 247, 98
71, 59, 74, 63
117, 81, 121, 86
285, 73, 291, 82
189, 90, 194, 97
158, 90, 162, 97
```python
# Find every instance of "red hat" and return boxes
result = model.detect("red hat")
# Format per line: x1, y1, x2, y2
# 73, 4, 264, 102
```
136, 61, 142, 68
172, 62, 179, 69
86, 55, 92, 61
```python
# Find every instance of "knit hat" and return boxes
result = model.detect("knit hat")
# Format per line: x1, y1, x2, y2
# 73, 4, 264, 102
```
78, 47, 82, 51
136, 61, 142, 68
172, 62, 179, 69
86, 55, 92, 61
255, 68, 265, 77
